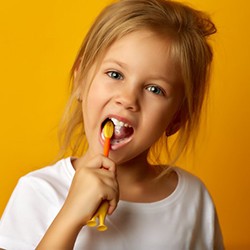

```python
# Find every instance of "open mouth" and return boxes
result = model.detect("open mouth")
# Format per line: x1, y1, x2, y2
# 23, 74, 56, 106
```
101, 117, 134, 147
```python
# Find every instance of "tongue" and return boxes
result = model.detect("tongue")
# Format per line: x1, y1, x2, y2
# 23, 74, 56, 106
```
113, 126, 133, 140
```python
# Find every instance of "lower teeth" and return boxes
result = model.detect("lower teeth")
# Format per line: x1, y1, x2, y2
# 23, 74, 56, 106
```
111, 138, 127, 145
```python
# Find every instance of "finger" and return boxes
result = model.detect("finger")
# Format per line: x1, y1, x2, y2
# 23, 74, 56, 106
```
107, 192, 119, 215
78, 154, 116, 172
108, 203, 117, 215
105, 178, 120, 215
100, 157, 116, 173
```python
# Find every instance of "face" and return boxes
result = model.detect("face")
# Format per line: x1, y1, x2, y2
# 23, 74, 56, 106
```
80, 30, 184, 165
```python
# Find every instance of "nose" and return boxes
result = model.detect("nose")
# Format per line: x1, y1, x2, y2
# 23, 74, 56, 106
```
114, 86, 140, 112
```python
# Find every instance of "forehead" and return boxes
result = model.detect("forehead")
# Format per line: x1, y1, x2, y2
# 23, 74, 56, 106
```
101, 30, 181, 86
106, 30, 170, 58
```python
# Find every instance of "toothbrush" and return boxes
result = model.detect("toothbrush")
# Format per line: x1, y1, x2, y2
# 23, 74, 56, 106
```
86, 120, 114, 231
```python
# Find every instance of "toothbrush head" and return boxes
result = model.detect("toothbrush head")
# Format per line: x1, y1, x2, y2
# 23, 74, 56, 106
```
103, 120, 114, 139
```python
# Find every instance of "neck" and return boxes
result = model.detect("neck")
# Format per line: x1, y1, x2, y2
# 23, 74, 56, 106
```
117, 153, 178, 203
115, 151, 164, 202
116, 151, 153, 183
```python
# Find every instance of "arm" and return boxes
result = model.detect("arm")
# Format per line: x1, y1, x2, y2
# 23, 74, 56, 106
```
37, 155, 119, 249
36, 205, 83, 249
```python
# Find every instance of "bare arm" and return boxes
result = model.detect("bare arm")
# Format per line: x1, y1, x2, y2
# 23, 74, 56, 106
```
36, 206, 83, 249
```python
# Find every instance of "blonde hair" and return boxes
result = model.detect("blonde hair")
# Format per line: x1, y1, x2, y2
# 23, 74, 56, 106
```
58, 0, 216, 164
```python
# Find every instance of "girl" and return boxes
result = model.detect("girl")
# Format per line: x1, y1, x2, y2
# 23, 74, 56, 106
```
0, 0, 224, 249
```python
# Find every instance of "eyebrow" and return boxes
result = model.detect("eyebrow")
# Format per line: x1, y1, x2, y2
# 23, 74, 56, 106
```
103, 58, 176, 87
103, 59, 129, 69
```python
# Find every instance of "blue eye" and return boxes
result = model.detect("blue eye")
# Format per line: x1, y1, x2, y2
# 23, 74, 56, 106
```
107, 71, 123, 80
146, 85, 164, 95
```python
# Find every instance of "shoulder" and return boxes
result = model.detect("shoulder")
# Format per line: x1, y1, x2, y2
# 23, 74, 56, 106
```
25, 157, 74, 180
174, 166, 209, 191
0, 158, 74, 223
172, 167, 215, 206
15, 158, 74, 205
24, 157, 74, 184
0, 158, 74, 248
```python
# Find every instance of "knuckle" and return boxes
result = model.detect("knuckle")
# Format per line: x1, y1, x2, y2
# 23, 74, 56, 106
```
93, 176, 104, 189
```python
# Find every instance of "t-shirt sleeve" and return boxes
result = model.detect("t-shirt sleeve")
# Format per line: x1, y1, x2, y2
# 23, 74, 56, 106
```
0, 176, 59, 250
213, 208, 225, 250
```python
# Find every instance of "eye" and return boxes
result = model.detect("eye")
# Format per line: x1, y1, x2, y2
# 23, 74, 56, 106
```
146, 85, 164, 96
107, 71, 123, 80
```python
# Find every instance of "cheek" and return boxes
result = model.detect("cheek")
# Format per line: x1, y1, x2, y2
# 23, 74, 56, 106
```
144, 102, 179, 138
150, 103, 176, 124
85, 84, 104, 110
140, 108, 168, 144
83, 81, 110, 129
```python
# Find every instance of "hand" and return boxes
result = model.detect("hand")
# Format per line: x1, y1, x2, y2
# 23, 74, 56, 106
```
37, 155, 119, 248
62, 155, 119, 227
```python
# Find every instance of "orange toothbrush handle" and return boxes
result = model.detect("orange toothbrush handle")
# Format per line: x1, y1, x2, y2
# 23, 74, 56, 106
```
87, 137, 111, 231
103, 138, 110, 157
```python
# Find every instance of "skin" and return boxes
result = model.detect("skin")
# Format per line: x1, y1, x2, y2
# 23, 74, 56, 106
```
37, 30, 184, 249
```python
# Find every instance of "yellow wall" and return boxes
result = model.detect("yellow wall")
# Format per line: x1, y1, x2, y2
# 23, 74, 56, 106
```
0, 0, 249, 249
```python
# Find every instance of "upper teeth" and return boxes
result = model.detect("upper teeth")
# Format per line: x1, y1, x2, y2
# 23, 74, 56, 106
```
110, 117, 131, 128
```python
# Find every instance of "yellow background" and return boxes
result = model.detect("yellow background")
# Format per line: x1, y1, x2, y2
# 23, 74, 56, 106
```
0, 0, 249, 249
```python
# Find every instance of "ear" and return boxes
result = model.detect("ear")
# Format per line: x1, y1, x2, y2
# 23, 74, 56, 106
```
73, 57, 82, 82
72, 57, 83, 101
74, 83, 83, 102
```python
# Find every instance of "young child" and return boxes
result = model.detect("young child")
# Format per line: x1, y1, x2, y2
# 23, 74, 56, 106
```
0, 0, 224, 249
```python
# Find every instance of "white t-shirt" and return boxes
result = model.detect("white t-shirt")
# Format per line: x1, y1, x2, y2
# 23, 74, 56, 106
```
0, 158, 224, 250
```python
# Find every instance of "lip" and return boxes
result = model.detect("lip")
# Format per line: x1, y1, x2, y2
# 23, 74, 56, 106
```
99, 114, 135, 151
108, 114, 133, 127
